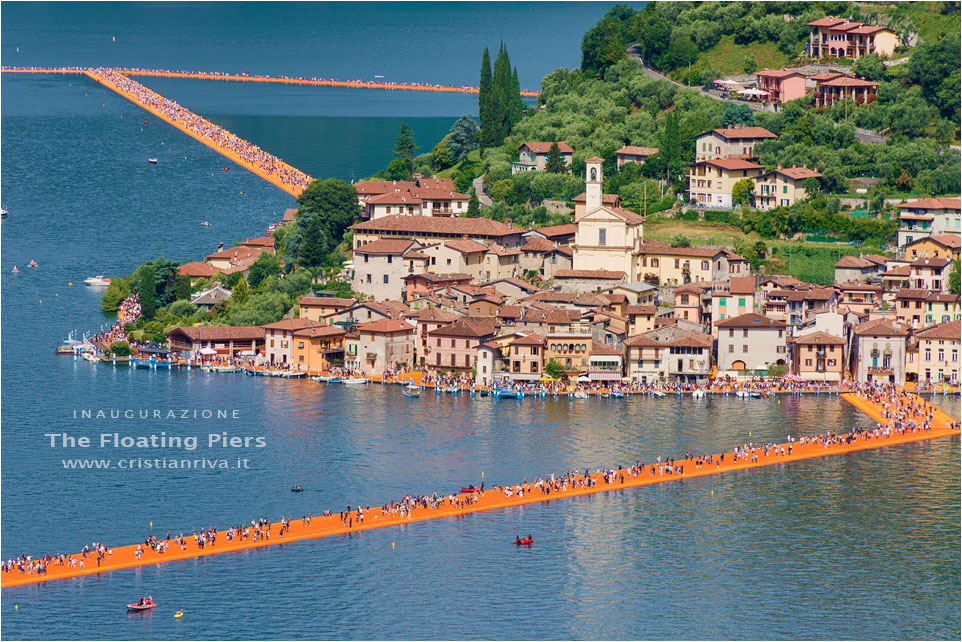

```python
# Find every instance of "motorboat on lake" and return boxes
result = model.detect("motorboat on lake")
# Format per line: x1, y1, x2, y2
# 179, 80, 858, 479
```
127, 597, 156, 611
148, 158, 158, 164
402, 384, 421, 397
343, 377, 368, 385
84, 275, 111, 287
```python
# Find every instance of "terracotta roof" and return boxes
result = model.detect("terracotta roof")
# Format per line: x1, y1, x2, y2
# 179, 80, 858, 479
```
298, 296, 356, 308
416, 177, 456, 191
926, 292, 960, 303
486, 243, 522, 257
366, 191, 422, 205
444, 239, 489, 254
590, 341, 623, 356
522, 307, 580, 325
572, 192, 621, 204
354, 239, 420, 255
897, 198, 962, 211
756, 69, 804, 79
283, 208, 298, 222
361, 300, 410, 319
238, 236, 275, 249
675, 283, 709, 295
820, 76, 879, 88
429, 318, 496, 338
666, 332, 713, 349
511, 334, 545, 346
521, 236, 562, 253
497, 304, 524, 318
519, 141, 573, 154
809, 72, 845, 82
602, 293, 628, 305
616, 145, 659, 156
715, 313, 787, 328
178, 261, 217, 277
535, 223, 577, 238
910, 257, 952, 268
585, 156, 604, 162
853, 318, 909, 337
770, 167, 822, 180
408, 187, 469, 200
835, 256, 875, 269
915, 234, 962, 249
609, 207, 645, 225
166, 325, 265, 341
524, 291, 610, 307
705, 127, 776, 141
205, 245, 265, 261
701, 158, 765, 171
292, 326, 347, 338
406, 307, 460, 323
895, 289, 931, 300
351, 215, 524, 238
624, 334, 661, 348
261, 318, 319, 331
635, 241, 724, 259
847, 25, 892, 35
806, 16, 848, 27
833, 283, 884, 292
861, 254, 889, 266
626, 304, 657, 315
882, 265, 911, 277
728, 277, 755, 295
486, 277, 542, 293
354, 180, 415, 196
356, 318, 414, 334
793, 331, 845, 345
553, 269, 625, 280
403, 271, 473, 283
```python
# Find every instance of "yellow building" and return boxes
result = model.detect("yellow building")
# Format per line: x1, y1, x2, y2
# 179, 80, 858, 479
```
292, 326, 346, 372
572, 158, 644, 276
298, 296, 357, 323
686, 158, 766, 208
635, 241, 743, 286
904, 234, 961, 262
754, 166, 821, 210
924, 293, 961, 326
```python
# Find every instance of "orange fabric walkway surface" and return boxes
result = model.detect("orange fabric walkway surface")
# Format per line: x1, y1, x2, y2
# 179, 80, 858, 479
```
2, 66, 540, 97
83, 70, 308, 198
3, 393, 958, 588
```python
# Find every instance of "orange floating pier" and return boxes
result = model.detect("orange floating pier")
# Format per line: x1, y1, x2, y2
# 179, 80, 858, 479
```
2, 392, 957, 588
1, 66, 540, 96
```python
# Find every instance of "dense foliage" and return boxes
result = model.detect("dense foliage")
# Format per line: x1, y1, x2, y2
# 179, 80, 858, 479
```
479, 44, 525, 149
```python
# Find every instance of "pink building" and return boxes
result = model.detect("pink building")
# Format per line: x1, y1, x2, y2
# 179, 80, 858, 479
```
426, 318, 497, 374
755, 70, 807, 104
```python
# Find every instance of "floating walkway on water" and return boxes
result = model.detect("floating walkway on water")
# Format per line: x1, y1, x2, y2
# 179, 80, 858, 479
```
2, 392, 957, 588
1, 66, 540, 96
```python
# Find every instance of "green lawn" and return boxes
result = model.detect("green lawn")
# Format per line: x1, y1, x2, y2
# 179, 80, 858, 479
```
687, 35, 793, 78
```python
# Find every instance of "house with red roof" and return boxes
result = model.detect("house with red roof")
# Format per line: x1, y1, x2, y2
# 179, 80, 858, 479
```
350, 319, 416, 374
615, 145, 660, 169
806, 17, 899, 59
512, 141, 573, 174
686, 158, 766, 208
753, 165, 822, 210
814, 74, 879, 108
352, 239, 430, 301
904, 234, 962, 262
897, 198, 962, 247
755, 69, 807, 104
694, 126, 776, 162
852, 318, 909, 384
352, 177, 468, 219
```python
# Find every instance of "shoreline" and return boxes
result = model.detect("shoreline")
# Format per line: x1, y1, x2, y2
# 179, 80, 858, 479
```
3, 391, 957, 589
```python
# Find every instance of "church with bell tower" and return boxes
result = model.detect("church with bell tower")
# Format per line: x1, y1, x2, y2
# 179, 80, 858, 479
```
571, 157, 645, 278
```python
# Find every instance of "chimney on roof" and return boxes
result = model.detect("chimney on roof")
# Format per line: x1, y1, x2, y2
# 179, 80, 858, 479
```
777, 164, 783, 170
802, 163, 807, 169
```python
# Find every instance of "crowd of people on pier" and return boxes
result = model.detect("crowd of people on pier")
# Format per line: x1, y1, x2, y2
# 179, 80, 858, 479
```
3, 383, 956, 584
90, 68, 312, 192
92, 294, 141, 349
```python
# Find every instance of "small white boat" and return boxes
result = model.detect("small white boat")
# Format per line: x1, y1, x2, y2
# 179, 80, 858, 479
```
1, 206, 7, 217
148, 158, 158, 164
28, 260, 38, 268
201, 221, 211, 227
84, 275, 111, 287
402, 384, 421, 397
343, 377, 368, 385
573, 390, 588, 399
652, 391, 667, 399
692, 389, 705, 398
11, 266, 20, 273
735, 390, 751, 398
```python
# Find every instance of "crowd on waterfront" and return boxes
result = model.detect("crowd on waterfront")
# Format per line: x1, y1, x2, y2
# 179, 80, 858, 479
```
90, 68, 312, 191
92, 294, 141, 349
4, 383, 956, 584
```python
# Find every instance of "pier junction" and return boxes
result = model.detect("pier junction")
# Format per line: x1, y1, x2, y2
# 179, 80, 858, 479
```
2, 389, 958, 588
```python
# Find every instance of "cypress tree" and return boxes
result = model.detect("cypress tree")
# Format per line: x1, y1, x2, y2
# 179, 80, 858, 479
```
138, 264, 157, 319
479, 48, 493, 150
298, 214, 327, 268
545, 142, 566, 174
509, 66, 524, 127
466, 190, 480, 217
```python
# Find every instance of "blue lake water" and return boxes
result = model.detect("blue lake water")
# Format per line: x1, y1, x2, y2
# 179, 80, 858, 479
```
1, 2, 960, 640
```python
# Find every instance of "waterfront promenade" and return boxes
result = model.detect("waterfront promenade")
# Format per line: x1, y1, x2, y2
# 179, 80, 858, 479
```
3, 390, 957, 588
2, 66, 540, 96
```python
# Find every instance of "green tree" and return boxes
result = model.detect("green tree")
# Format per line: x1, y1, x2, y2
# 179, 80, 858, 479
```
670, 234, 692, 248
732, 178, 755, 206
298, 213, 328, 268
138, 264, 157, 319
479, 48, 492, 148
489, 179, 514, 202
580, 5, 634, 76
230, 277, 252, 305
385, 158, 411, 181
466, 190, 480, 217
950, 259, 961, 296
247, 252, 282, 289
545, 358, 566, 380
394, 123, 418, 162
109, 341, 131, 357
509, 67, 525, 128
544, 142, 567, 174
659, 111, 683, 181
431, 135, 455, 170
447, 114, 479, 161
296, 177, 363, 250
174, 273, 192, 301
852, 53, 885, 81
743, 53, 757, 74
721, 103, 755, 128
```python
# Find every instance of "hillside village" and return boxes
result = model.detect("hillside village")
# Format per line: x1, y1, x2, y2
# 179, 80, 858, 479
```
125, 2, 961, 389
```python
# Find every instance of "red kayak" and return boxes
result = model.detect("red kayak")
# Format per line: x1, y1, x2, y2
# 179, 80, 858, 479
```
127, 600, 156, 611
514, 537, 533, 546
459, 487, 480, 494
